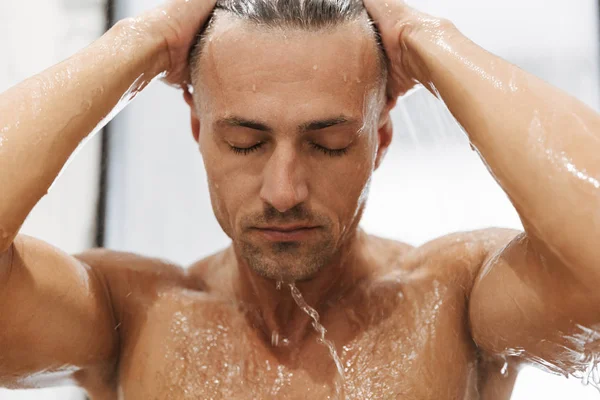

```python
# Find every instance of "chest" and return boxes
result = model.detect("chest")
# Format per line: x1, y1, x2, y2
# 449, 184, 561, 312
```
118, 281, 479, 400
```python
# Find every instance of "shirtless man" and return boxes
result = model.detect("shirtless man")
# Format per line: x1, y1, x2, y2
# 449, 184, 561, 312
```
1, 0, 599, 398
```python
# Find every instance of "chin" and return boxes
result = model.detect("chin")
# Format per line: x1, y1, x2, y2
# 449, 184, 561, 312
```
237, 236, 335, 281
246, 254, 325, 282
257, 267, 321, 282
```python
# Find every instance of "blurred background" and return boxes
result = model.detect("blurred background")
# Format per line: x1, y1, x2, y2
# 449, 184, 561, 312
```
0, 0, 599, 398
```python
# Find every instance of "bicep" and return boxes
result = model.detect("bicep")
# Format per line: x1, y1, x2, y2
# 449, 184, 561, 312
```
469, 232, 600, 376
0, 235, 118, 389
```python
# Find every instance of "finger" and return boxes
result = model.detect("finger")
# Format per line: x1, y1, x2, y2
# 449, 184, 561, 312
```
363, 0, 409, 30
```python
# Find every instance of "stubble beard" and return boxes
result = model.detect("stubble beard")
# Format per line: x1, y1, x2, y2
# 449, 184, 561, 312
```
238, 234, 337, 282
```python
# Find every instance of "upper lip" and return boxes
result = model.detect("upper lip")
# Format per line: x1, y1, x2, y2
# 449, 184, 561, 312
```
255, 225, 317, 232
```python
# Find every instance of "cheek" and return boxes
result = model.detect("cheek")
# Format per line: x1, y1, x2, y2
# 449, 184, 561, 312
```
316, 151, 375, 218
205, 162, 258, 232
206, 178, 229, 232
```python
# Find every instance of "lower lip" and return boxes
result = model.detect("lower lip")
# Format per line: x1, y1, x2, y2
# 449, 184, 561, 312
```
254, 227, 318, 241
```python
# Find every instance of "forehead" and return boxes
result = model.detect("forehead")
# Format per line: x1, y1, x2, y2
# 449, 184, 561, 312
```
194, 15, 382, 123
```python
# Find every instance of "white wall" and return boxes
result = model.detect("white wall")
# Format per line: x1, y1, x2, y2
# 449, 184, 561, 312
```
0, 0, 106, 399
104, 0, 600, 398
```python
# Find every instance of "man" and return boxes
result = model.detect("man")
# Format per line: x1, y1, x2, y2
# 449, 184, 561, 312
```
0, 0, 599, 398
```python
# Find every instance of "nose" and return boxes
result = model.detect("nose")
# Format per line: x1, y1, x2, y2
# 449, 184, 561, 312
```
259, 144, 308, 212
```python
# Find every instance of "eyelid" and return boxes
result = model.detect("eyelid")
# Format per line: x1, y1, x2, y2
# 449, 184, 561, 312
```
309, 142, 349, 156
227, 141, 350, 157
229, 143, 263, 155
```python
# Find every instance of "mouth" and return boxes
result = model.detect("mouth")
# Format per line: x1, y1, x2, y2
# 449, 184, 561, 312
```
251, 225, 320, 241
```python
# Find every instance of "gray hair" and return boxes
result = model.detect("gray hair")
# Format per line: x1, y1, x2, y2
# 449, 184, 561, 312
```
189, 0, 388, 84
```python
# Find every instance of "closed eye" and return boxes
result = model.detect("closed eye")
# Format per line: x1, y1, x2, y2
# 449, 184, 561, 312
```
228, 142, 349, 157
309, 143, 348, 157
229, 143, 263, 155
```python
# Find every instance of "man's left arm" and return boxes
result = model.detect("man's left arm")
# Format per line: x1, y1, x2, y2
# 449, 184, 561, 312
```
366, 1, 600, 373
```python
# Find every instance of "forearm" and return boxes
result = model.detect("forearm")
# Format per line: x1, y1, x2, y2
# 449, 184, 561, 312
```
408, 25, 600, 282
0, 19, 167, 251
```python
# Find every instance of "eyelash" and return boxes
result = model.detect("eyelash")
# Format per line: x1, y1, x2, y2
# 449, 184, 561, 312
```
229, 143, 349, 157
230, 144, 262, 156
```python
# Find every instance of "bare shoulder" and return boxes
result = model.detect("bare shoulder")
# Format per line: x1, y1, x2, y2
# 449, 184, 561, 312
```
73, 249, 193, 322
356, 229, 522, 329
366, 234, 414, 270
74, 248, 189, 287
187, 247, 233, 292
401, 228, 522, 286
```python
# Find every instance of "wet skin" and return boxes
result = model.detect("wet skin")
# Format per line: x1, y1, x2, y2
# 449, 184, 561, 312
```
72, 229, 519, 399
1, 0, 600, 399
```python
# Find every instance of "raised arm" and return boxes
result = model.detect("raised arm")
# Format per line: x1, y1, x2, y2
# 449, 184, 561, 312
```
365, 0, 600, 376
0, 0, 214, 388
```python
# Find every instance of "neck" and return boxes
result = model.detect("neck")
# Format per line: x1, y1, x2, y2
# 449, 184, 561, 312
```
232, 228, 371, 348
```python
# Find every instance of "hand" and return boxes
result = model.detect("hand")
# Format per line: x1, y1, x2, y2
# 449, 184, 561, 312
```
363, 0, 454, 99
136, 0, 216, 87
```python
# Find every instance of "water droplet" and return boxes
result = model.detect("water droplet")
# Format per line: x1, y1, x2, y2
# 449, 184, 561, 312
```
276, 280, 283, 290
343, 74, 348, 83
252, 84, 256, 92
313, 64, 318, 71
91, 86, 104, 97
500, 361, 508, 376
82, 99, 93, 111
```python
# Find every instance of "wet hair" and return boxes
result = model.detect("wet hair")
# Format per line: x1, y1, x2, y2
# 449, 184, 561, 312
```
188, 0, 388, 84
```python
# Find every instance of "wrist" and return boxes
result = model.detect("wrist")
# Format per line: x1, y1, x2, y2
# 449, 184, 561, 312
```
400, 17, 462, 85
109, 17, 171, 79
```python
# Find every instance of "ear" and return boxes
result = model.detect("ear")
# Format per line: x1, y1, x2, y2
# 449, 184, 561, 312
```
374, 97, 396, 170
183, 87, 201, 143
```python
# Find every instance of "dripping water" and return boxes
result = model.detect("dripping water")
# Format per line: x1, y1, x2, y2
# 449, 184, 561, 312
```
289, 282, 346, 399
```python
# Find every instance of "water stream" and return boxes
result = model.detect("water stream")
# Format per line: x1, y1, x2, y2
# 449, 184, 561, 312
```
288, 282, 346, 399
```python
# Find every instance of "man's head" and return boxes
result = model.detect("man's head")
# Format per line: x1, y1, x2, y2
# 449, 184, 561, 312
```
183, 0, 394, 282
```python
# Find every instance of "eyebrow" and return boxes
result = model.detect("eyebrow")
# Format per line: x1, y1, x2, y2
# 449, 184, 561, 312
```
219, 117, 270, 131
216, 116, 357, 133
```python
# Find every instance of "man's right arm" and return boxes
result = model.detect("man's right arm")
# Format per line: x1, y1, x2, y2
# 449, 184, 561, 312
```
0, 19, 167, 389
0, 0, 215, 388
